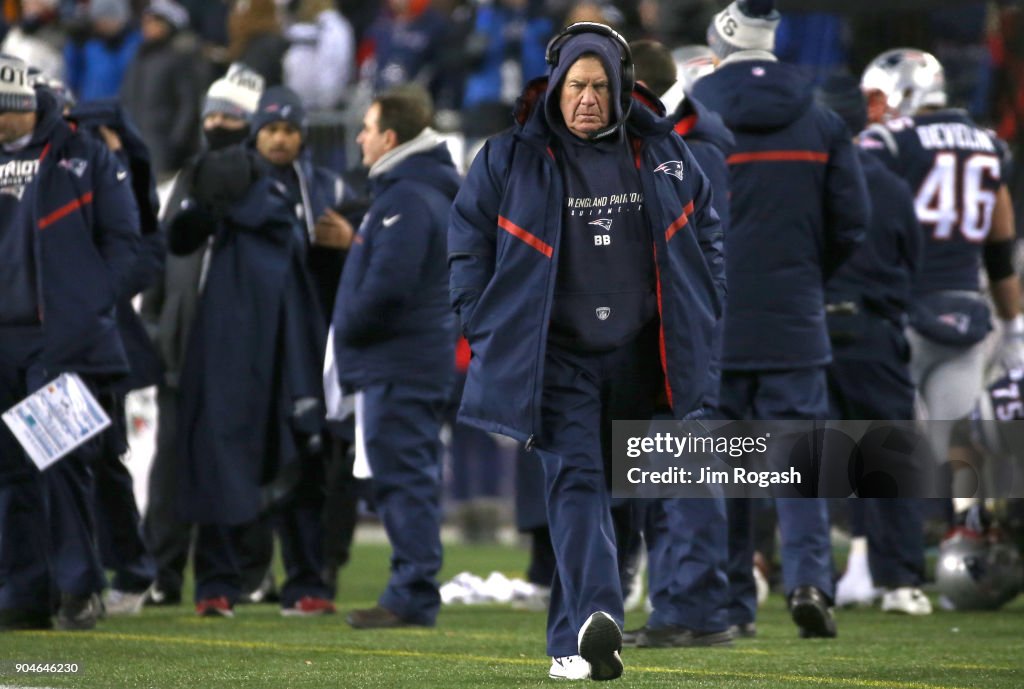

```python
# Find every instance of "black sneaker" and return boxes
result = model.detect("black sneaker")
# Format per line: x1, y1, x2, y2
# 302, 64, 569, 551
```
727, 622, 757, 639
621, 626, 647, 647
577, 612, 623, 681
147, 584, 182, 606
637, 625, 734, 648
789, 586, 837, 639
0, 608, 53, 631
55, 593, 102, 631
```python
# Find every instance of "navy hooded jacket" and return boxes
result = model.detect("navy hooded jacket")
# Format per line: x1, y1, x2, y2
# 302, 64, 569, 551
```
693, 58, 868, 370
333, 137, 460, 392
177, 175, 326, 525
69, 99, 165, 394
449, 72, 726, 444
0, 90, 140, 384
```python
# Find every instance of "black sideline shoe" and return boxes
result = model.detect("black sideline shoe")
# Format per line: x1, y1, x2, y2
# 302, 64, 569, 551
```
789, 586, 837, 639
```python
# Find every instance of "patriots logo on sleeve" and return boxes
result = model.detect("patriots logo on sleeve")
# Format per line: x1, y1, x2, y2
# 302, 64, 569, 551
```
654, 160, 684, 181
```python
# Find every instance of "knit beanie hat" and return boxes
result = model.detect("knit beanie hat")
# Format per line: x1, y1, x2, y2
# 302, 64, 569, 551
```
0, 54, 38, 113
145, 0, 190, 31
89, 0, 131, 24
202, 63, 265, 122
707, 0, 780, 61
252, 85, 308, 138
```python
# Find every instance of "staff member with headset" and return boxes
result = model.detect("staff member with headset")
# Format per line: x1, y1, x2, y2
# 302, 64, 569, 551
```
449, 22, 725, 681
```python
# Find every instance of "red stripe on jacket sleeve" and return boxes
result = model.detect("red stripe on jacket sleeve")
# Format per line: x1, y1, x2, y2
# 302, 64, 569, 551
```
498, 215, 554, 258
726, 150, 829, 165
38, 192, 94, 230
664, 200, 695, 243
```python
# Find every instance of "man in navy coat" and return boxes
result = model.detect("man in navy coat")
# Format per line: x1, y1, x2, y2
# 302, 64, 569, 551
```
693, 0, 869, 639
450, 23, 725, 680
0, 54, 140, 631
334, 88, 459, 632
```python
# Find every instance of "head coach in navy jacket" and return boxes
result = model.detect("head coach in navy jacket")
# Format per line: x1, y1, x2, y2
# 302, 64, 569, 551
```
692, 0, 869, 641
0, 54, 140, 631
449, 23, 725, 681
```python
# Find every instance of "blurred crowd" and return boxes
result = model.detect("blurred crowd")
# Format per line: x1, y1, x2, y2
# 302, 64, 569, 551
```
2, 1, 1022, 176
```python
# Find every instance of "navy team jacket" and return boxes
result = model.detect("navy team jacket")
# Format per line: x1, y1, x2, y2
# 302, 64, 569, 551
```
449, 79, 726, 446
693, 59, 868, 371
1, 90, 140, 383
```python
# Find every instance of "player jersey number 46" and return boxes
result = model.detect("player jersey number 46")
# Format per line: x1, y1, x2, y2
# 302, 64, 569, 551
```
916, 152, 999, 242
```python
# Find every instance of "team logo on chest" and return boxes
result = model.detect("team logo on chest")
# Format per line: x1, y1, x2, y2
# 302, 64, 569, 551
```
58, 158, 88, 177
588, 218, 613, 231
654, 160, 684, 181
596, 307, 611, 321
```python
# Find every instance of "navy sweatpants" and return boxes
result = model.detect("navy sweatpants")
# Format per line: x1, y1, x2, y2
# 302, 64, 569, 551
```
0, 361, 105, 614
719, 367, 834, 626
362, 382, 448, 625
535, 325, 662, 657
828, 323, 926, 588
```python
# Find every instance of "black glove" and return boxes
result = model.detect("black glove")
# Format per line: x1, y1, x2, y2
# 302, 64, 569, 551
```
191, 145, 260, 213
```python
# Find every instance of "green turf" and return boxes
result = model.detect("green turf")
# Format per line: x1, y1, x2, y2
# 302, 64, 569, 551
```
1, 542, 1022, 688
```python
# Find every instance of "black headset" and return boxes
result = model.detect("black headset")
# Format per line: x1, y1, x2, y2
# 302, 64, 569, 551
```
545, 22, 635, 123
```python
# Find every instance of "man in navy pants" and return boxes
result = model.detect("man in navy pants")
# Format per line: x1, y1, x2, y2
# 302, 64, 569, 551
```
450, 23, 725, 680
334, 88, 459, 629
694, 0, 869, 639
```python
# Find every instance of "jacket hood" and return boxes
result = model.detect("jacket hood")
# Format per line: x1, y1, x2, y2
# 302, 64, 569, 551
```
516, 76, 672, 144
544, 32, 627, 139
372, 133, 460, 199
30, 89, 70, 149
672, 94, 735, 153
694, 60, 813, 133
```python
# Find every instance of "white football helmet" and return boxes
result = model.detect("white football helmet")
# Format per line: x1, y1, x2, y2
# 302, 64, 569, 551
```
860, 48, 947, 117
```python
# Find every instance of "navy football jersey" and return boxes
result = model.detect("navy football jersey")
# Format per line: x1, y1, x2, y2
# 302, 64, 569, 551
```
860, 110, 1006, 294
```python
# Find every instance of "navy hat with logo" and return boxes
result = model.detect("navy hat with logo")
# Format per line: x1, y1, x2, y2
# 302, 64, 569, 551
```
252, 86, 308, 139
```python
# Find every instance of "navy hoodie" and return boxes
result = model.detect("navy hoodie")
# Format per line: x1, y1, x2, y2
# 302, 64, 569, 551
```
544, 32, 658, 351
693, 59, 867, 370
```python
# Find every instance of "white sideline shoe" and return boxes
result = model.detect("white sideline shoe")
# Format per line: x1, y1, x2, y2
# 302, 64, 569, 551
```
835, 538, 881, 607
103, 588, 148, 616
549, 655, 591, 680
577, 611, 623, 681
881, 587, 933, 616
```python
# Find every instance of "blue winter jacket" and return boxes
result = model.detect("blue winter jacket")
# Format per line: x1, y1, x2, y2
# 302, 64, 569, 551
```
333, 139, 460, 392
0, 91, 140, 382
64, 30, 143, 103
826, 150, 923, 358
449, 79, 726, 445
692, 58, 868, 371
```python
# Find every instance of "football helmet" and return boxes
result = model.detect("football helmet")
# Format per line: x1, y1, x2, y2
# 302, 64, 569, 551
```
935, 527, 1022, 610
860, 48, 947, 117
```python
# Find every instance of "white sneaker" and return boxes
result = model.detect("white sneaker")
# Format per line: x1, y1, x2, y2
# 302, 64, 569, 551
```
577, 611, 623, 681
103, 588, 148, 615
549, 655, 591, 680
622, 549, 646, 613
881, 587, 933, 616
835, 538, 881, 607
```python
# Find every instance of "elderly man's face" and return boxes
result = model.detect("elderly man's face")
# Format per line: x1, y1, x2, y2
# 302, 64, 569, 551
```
559, 55, 611, 138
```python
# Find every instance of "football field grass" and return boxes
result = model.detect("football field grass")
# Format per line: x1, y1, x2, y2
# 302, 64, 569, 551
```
1, 542, 1022, 688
